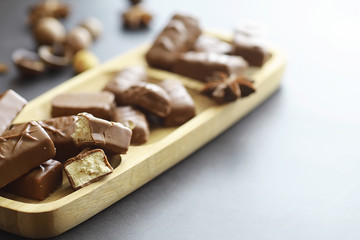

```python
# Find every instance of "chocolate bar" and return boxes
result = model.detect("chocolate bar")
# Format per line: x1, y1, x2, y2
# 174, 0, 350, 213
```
158, 79, 196, 126
104, 67, 171, 117
0, 90, 27, 135
232, 22, 269, 67
71, 112, 132, 155
0, 121, 56, 188
193, 35, 233, 54
4, 160, 63, 200
38, 116, 82, 162
145, 13, 201, 70
113, 106, 149, 145
63, 148, 113, 190
173, 51, 248, 82
104, 66, 147, 104
51, 91, 116, 120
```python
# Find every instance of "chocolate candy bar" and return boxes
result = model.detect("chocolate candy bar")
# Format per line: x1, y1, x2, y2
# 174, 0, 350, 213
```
4, 160, 63, 200
71, 112, 132, 155
158, 79, 196, 126
232, 22, 269, 67
51, 91, 116, 120
173, 51, 248, 82
0, 90, 27, 135
104, 67, 171, 117
64, 148, 113, 190
104, 66, 147, 104
145, 13, 201, 70
0, 121, 56, 188
38, 116, 82, 162
113, 106, 149, 145
193, 35, 233, 54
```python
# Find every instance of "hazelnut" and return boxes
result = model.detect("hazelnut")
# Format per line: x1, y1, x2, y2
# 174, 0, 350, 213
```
79, 17, 103, 40
73, 50, 99, 73
28, 0, 70, 26
38, 44, 72, 69
66, 27, 92, 52
0, 62, 8, 74
12, 49, 45, 77
33, 17, 66, 45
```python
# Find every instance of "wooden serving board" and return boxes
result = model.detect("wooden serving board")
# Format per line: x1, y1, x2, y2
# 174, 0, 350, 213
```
0, 31, 286, 238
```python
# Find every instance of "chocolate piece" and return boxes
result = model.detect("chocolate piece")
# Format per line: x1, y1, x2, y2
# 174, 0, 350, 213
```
158, 80, 196, 126
145, 13, 201, 70
122, 5, 153, 29
104, 67, 171, 117
71, 112, 132, 155
0, 90, 27, 135
64, 148, 113, 190
201, 72, 256, 103
232, 22, 269, 67
104, 66, 147, 104
173, 51, 248, 82
51, 91, 116, 120
193, 35, 233, 54
113, 106, 149, 145
0, 121, 56, 188
4, 160, 63, 200
38, 116, 82, 162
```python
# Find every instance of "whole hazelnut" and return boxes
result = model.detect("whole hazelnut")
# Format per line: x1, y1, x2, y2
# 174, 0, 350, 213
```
33, 17, 66, 45
73, 50, 99, 73
66, 26, 92, 52
79, 17, 103, 40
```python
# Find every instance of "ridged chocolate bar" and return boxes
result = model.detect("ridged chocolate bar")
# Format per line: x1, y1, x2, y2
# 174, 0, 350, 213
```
145, 13, 201, 70
0, 121, 56, 188
173, 51, 248, 82
158, 79, 196, 126
193, 35, 233, 54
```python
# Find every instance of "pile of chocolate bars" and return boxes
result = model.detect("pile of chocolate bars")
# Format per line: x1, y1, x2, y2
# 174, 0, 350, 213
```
0, 13, 268, 201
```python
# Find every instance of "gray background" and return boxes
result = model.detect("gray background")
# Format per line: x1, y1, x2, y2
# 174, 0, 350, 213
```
1, 0, 360, 239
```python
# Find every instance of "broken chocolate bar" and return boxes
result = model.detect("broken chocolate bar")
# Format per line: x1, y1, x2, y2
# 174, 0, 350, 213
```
38, 116, 82, 162
158, 79, 196, 126
64, 148, 113, 190
193, 35, 233, 54
232, 22, 269, 67
173, 51, 248, 82
4, 159, 63, 200
113, 106, 149, 145
145, 13, 201, 70
0, 121, 56, 188
51, 91, 116, 120
0, 90, 27, 135
71, 112, 132, 155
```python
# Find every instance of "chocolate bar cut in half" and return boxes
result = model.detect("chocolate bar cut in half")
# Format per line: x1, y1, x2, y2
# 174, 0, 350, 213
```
64, 148, 113, 190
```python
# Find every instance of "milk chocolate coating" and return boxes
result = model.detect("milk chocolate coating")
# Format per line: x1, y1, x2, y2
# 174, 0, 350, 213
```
51, 91, 116, 120
232, 23, 269, 67
0, 121, 56, 188
38, 116, 81, 162
158, 79, 196, 126
193, 35, 233, 54
104, 66, 147, 104
64, 148, 113, 190
4, 159, 63, 200
74, 113, 132, 155
113, 106, 149, 145
0, 90, 27, 135
173, 51, 248, 82
145, 13, 201, 70
104, 67, 171, 117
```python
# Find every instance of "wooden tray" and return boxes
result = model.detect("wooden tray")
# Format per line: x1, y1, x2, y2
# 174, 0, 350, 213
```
0, 31, 286, 238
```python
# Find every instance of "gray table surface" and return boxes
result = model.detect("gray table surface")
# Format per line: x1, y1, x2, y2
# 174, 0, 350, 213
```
1, 0, 360, 239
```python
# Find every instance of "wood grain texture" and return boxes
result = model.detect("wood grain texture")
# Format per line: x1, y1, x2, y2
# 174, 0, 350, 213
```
0, 31, 286, 238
